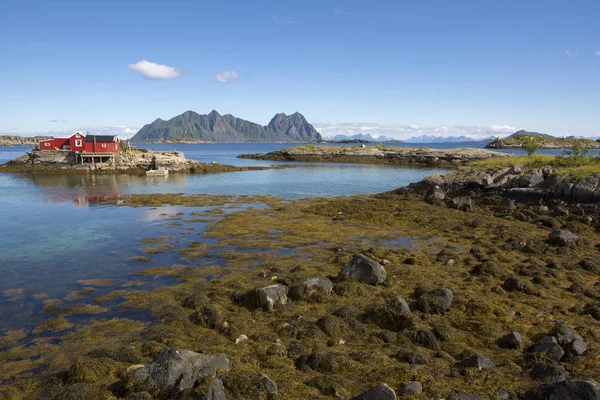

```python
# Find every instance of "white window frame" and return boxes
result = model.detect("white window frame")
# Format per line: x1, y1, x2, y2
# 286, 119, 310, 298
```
44, 142, 50, 147
101, 143, 107, 148
75, 139, 82, 147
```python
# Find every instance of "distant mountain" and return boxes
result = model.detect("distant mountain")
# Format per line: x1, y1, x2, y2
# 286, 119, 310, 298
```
329, 133, 392, 142
131, 110, 322, 143
506, 130, 556, 139
404, 135, 496, 144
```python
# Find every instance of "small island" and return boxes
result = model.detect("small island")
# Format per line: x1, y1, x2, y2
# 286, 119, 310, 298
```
239, 144, 509, 167
486, 130, 600, 150
0, 132, 275, 175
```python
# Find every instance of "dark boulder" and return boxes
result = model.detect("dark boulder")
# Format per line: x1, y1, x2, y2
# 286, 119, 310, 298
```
457, 354, 495, 370
526, 379, 600, 400
449, 196, 473, 212
416, 287, 454, 314
408, 330, 440, 350
548, 230, 579, 247
499, 331, 523, 349
351, 383, 397, 400
530, 336, 565, 363
133, 348, 229, 395
551, 321, 587, 358
502, 276, 537, 295
338, 254, 387, 285
530, 362, 567, 383
551, 321, 585, 347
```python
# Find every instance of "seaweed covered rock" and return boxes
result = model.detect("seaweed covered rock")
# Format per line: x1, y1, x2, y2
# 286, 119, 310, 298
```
499, 331, 523, 349
66, 356, 123, 384
548, 230, 579, 247
338, 254, 387, 285
416, 287, 454, 314
449, 196, 472, 212
400, 381, 423, 395
526, 379, 600, 400
289, 275, 333, 303
350, 383, 397, 400
530, 362, 567, 383
221, 371, 278, 399
530, 336, 565, 363
133, 348, 229, 395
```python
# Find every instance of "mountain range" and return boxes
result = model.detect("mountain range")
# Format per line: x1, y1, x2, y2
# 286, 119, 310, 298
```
131, 110, 322, 143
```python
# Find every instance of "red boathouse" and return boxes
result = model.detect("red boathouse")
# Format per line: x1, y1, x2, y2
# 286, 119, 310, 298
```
39, 132, 119, 153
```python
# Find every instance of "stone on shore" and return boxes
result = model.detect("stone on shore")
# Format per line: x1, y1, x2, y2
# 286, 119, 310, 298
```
338, 254, 387, 285
416, 287, 454, 314
526, 379, 600, 400
133, 348, 229, 394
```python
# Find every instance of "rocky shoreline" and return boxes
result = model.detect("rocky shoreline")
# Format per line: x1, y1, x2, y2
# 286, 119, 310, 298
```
0, 149, 275, 175
486, 137, 600, 150
403, 165, 600, 203
239, 145, 509, 167
3, 188, 600, 399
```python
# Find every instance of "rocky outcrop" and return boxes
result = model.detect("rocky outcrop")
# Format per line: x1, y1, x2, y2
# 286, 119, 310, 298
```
403, 166, 600, 203
239, 145, 508, 167
0, 148, 267, 175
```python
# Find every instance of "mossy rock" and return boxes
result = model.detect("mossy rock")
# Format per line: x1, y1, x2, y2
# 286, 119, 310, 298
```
66, 357, 124, 384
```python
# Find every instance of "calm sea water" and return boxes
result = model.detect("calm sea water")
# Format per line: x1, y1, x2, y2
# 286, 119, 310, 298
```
0, 142, 556, 331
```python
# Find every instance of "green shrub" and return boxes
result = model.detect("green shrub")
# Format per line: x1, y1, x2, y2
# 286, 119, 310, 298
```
521, 136, 542, 156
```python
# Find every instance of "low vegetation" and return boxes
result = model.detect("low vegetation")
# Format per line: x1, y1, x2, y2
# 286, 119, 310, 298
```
1, 191, 600, 398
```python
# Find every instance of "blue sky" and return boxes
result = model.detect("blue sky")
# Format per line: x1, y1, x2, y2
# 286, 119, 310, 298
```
1, 0, 599, 138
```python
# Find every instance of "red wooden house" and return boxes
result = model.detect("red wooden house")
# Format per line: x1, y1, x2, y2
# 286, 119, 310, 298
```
39, 132, 119, 153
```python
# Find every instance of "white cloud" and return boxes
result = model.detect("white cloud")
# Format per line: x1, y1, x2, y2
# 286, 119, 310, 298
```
596, 50, 600, 56
489, 124, 517, 133
46, 119, 66, 123
128, 60, 181, 80
215, 71, 240, 83
564, 49, 578, 56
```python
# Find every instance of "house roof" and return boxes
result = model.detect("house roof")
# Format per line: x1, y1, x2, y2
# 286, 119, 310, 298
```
86, 135, 118, 142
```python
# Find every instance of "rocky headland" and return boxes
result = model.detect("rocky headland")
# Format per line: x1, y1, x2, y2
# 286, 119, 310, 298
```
239, 145, 509, 167
404, 163, 600, 204
0, 148, 273, 175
